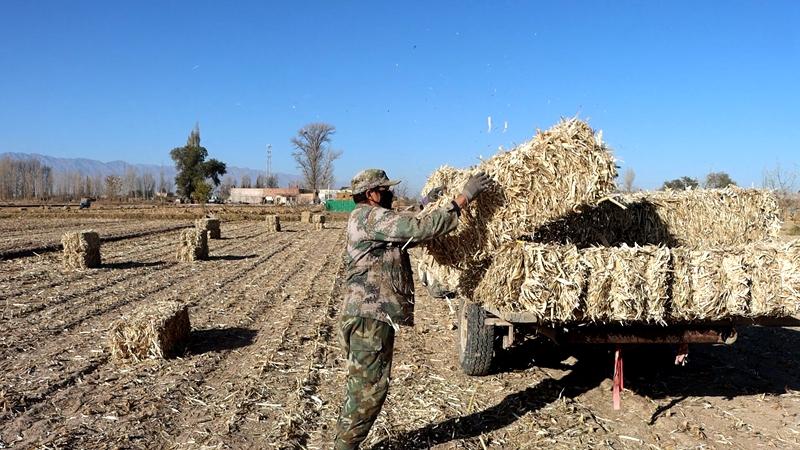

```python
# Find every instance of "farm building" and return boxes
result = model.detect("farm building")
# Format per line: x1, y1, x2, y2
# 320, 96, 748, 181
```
228, 187, 310, 204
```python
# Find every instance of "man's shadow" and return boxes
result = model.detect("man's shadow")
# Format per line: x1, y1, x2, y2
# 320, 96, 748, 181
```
372, 325, 800, 449
370, 338, 608, 449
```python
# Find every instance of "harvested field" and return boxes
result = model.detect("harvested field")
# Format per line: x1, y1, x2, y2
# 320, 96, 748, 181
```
1, 211, 799, 449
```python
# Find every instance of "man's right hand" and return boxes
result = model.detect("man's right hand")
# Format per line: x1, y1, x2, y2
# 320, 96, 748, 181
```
461, 171, 492, 202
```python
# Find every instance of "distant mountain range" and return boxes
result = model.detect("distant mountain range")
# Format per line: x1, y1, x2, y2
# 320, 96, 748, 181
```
0, 152, 301, 188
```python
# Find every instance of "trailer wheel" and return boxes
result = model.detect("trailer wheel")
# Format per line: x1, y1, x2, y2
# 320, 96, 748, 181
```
457, 300, 495, 376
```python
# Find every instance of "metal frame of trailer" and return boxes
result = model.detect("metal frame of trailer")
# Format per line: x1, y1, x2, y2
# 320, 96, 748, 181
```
455, 299, 800, 409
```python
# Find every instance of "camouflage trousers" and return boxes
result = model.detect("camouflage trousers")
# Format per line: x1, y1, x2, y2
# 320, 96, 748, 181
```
333, 315, 395, 450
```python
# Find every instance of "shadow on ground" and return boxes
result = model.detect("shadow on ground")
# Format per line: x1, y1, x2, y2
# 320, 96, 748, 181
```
186, 327, 258, 355
208, 254, 257, 261
370, 325, 800, 449
101, 261, 167, 269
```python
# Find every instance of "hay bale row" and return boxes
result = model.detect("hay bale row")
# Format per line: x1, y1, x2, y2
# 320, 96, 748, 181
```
108, 301, 191, 361
421, 118, 617, 265
470, 240, 800, 323
300, 211, 312, 223
62, 230, 101, 270
265, 214, 281, 232
531, 187, 780, 248
195, 217, 221, 239
176, 228, 208, 262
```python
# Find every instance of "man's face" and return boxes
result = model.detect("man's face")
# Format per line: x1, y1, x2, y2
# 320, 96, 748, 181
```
368, 186, 394, 209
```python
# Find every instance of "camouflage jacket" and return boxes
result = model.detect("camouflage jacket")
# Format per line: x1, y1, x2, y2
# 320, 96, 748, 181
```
342, 203, 459, 327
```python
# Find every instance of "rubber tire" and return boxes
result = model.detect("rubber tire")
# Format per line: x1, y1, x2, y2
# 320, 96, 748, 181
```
457, 300, 495, 376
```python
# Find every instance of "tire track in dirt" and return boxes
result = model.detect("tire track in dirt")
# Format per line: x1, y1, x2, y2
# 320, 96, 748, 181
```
0, 222, 282, 364
156, 230, 341, 447
0, 224, 192, 260
0, 222, 262, 324
0, 225, 301, 438
12, 227, 334, 448
267, 246, 344, 449
0, 223, 271, 365
0, 220, 255, 289
159, 229, 344, 448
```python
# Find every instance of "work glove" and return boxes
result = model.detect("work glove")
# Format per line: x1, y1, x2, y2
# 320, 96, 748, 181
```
460, 171, 492, 202
422, 186, 445, 205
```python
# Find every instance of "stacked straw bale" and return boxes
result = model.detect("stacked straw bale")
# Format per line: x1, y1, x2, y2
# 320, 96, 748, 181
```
671, 249, 750, 320
582, 245, 671, 323
176, 228, 208, 262
748, 240, 800, 317
108, 301, 191, 361
531, 187, 780, 248
301, 211, 312, 223
62, 230, 101, 270
471, 240, 800, 324
265, 214, 281, 232
195, 217, 221, 239
312, 214, 326, 230
421, 118, 617, 265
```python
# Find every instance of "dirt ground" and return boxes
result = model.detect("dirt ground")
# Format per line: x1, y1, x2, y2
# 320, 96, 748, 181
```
1, 216, 799, 449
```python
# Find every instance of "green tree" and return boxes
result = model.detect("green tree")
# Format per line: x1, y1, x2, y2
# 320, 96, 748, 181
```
704, 171, 736, 188
170, 125, 227, 201
191, 177, 212, 203
661, 176, 699, 191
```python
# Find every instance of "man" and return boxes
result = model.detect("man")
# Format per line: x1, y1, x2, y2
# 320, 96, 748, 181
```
334, 168, 491, 449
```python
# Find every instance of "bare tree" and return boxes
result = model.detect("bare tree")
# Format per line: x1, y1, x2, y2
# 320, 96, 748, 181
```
291, 123, 342, 197
622, 168, 636, 192
105, 175, 121, 200
265, 174, 279, 188
240, 174, 252, 188
762, 163, 798, 195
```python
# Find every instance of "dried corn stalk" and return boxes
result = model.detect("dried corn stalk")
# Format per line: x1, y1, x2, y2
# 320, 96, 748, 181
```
176, 228, 208, 262
108, 301, 191, 362
195, 218, 221, 239
62, 230, 101, 270
532, 188, 780, 248
421, 118, 617, 265
265, 214, 282, 232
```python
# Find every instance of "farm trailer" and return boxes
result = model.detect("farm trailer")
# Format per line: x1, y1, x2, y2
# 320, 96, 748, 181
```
454, 299, 800, 409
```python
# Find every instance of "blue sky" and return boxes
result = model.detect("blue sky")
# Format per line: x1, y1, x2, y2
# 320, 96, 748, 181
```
1, 1, 798, 193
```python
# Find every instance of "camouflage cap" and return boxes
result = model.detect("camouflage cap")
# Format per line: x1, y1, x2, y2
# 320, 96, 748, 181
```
351, 169, 401, 195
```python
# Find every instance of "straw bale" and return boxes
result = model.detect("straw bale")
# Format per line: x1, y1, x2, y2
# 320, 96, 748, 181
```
672, 248, 751, 320
61, 230, 101, 270
472, 243, 525, 309
108, 301, 190, 361
748, 240, 800, 317
195, 217, 221, 239
421, 118, 617, 265
301, 211, 312, 223
581, 245, 670, 323
176, 228, 208, 262
265, 214, 282, 232
532, 187, 780, 248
